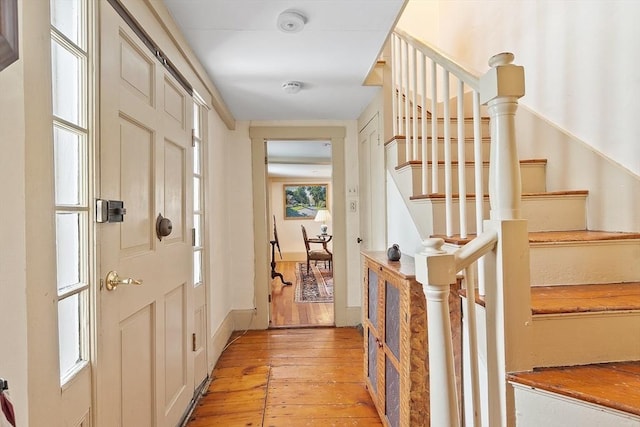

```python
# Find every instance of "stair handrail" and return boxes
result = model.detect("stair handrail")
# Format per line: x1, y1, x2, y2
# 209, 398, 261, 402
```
394, 27, 481, 91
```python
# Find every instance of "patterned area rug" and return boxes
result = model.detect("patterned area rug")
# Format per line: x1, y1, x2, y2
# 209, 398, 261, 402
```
294, 262, 334, 303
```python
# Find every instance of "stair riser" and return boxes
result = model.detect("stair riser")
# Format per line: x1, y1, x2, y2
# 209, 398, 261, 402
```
531, 312, 640, 366
402, 162, 546, 196
392, 138, 491, 164
423, 195, 587, 235
512, 385, 640, 427
530, 240, 640, 285
396, 118, 490, 138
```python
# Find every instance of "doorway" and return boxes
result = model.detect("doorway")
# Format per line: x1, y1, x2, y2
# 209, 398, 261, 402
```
249, 126, 347, 329
266, 140, 334, 327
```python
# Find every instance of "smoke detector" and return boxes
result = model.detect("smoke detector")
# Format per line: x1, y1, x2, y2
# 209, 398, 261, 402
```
282, 81, 303, 94
277, 10, 307, 33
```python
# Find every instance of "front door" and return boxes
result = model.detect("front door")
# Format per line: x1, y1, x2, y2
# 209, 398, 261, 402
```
97, 4, 193, 426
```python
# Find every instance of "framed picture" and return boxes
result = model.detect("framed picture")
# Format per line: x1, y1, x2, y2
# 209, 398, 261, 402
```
284, 184, 328, 219
0, 0, 19, 72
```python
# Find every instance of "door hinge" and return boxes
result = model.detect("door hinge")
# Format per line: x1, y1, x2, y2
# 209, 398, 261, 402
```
268, 294, 272, 303
265, 155, 268, 165
192, 228, 196, 246
191, 128, 196, 147
192, 333, 197, 351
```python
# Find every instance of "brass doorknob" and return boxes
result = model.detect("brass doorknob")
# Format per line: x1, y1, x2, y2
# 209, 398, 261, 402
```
105, 271, 143, 291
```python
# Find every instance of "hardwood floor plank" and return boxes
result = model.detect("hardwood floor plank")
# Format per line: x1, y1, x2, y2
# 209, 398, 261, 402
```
269, 365, 363, 382
262, 416, 383, 426
264, 403, 380, 418
270, 261, 334, 327
186, 327, 380, 426
266, 382, 373, 406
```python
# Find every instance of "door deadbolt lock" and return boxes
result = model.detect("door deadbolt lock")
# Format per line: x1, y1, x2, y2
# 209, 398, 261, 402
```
156, 213, 173, 241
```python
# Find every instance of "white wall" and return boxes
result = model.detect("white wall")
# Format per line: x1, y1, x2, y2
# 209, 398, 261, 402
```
206, 108, 233, 335
398, 0, 640, 176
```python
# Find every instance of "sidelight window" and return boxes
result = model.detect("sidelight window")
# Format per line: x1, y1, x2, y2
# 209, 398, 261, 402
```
50, 0, 92, 384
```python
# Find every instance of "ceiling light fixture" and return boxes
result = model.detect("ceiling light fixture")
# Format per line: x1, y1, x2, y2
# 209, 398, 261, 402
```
282, 81, 302, 94
277, 10, 306, 33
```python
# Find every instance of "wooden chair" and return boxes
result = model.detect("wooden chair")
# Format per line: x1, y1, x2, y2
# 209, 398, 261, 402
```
301, 224, 332, 272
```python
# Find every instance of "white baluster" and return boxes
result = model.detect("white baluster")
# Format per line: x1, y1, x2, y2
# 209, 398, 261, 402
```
404, 40, 411, 161
443, 71, 453, 237
457, 80, 467, 238
421, 52, 428, 195
431, 60, 438, 194
473, 91, 487, 296
412, 45, 419, 161
391, 33, 398, 137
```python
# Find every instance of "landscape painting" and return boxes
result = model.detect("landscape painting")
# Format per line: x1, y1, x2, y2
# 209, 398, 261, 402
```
284, 184, 328, 219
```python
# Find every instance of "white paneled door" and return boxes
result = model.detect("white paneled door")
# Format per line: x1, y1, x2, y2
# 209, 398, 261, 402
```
97, 5, 193, 426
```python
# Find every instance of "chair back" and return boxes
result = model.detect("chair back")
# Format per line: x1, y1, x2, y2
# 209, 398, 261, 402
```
301, 225, 311, 251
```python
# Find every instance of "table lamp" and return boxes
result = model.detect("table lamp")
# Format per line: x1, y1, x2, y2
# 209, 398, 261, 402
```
314, 209, 331, 235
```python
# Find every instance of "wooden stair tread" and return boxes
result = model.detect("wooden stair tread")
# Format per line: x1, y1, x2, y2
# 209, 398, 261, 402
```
460, 282, 640, 315
507, 361, 640, 417
528, 230, 640, 243
531, 282, 640, 314
396, 158, 546, 170
434, 230, 640, 246
410, 190, 588, 201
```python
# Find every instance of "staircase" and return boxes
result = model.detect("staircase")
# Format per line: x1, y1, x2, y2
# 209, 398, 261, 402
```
384, 29, 640, 426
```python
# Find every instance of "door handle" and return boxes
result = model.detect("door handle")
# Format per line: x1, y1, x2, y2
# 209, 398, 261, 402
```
105, 270, 143, 291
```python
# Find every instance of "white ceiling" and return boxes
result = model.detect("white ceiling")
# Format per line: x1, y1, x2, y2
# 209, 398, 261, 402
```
267, 140, 332, 178
162, 0, 405, 121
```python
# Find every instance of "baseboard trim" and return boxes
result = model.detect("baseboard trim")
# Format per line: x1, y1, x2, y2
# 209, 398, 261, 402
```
344, 306, 362, 327
207, 311, 234, 372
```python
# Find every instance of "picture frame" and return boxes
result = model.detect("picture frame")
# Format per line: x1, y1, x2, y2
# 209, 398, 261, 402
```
284, 184, 328, 219
0, 0, 19, 72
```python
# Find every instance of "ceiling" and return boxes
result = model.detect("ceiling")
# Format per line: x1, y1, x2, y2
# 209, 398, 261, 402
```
266, 140, 332, 178
162, 0, 406, 121
162, 0, 404, 178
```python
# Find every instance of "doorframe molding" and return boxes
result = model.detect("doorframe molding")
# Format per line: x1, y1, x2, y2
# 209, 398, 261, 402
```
250, 126, 347, 328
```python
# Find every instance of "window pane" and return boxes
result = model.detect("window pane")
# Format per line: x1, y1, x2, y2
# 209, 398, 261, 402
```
51, 40, 82, 126
56, 212, 81, 293
51, 0, 83, 47
58, 294, 81, 377
54, 125, 83, 205
194, 213, 202, 247
193, 176, 200, 212
193, 140, 201, 175
193, 250, 202, 286
193, 102, 200, 138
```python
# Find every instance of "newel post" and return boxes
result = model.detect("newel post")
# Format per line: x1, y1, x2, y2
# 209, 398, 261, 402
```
480, 52, 525, 220
415, 238, 460, 427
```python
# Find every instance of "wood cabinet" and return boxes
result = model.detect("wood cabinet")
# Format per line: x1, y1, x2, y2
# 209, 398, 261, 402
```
362, 251, 462, 427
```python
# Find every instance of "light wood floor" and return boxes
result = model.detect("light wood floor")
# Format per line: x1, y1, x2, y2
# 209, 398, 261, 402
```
270, 261, 334, 328
186, 327, 382, 426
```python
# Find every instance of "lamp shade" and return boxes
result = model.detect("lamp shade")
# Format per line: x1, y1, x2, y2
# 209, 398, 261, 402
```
314, 209, 331, 223
314, 209, 331, 235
